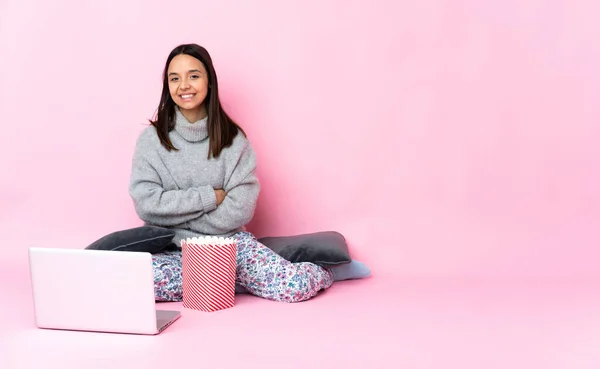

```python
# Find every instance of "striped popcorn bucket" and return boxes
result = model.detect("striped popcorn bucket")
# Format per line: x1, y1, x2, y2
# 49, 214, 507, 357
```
181, 236, 238, 312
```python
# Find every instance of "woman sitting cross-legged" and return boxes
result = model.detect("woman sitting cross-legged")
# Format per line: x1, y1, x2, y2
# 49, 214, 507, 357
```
129, 43, 371, 303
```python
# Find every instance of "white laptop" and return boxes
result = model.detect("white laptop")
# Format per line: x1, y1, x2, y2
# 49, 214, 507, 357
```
28, 247, 181, 335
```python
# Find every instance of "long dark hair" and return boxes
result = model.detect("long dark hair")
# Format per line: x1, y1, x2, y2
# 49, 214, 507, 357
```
150, 43, 245, 158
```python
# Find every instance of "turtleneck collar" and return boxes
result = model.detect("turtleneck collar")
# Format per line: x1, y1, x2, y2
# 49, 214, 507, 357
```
173, 107, 208, 142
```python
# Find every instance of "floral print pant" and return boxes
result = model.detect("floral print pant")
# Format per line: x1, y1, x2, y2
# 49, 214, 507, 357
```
152, 231, 334, 303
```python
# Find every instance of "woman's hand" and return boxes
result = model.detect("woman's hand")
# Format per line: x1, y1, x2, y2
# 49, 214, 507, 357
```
214, 189, 226, 206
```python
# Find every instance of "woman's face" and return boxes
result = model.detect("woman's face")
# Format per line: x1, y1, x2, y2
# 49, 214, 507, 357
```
167, 54, 209, 119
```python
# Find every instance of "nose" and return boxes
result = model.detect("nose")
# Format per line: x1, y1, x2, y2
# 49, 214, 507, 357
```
179, 79, 190, 90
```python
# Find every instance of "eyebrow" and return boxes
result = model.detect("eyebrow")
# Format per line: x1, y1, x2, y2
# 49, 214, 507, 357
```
168, 69, 202, 76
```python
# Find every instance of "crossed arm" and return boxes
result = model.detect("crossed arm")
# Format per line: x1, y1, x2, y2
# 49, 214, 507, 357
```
128, 135, 260, 234
185, 141, 260, 235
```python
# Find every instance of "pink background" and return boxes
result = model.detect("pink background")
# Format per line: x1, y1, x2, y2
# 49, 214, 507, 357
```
1, 0, 599, 280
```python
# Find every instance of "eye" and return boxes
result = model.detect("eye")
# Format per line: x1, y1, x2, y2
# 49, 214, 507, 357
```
170, 77, 179, 82
190, 74, 200, 79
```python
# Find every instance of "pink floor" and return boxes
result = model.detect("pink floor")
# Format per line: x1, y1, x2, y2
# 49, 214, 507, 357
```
2, 261, 600, 369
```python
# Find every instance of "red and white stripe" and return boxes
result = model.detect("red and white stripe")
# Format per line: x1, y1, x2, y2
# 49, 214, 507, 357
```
181, 238, 237, 312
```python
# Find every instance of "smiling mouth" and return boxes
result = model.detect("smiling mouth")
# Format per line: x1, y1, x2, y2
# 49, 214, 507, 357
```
179, 94, 195, 99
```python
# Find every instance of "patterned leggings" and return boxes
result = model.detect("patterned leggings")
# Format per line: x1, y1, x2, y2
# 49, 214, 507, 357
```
152, 231, 334, 303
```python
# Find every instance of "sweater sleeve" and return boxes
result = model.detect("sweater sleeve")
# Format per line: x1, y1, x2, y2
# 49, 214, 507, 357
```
186, 137, 260, 235
128, 131, 218, 226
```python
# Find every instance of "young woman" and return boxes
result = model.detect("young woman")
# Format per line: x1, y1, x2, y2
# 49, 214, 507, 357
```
129, 44, 370, 303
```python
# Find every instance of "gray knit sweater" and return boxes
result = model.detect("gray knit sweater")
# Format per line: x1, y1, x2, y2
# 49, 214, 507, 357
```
129, 108, 260, 247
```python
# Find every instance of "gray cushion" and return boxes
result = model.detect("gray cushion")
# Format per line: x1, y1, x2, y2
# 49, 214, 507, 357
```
85, 226, 176, 254
258, 231, 351, 267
